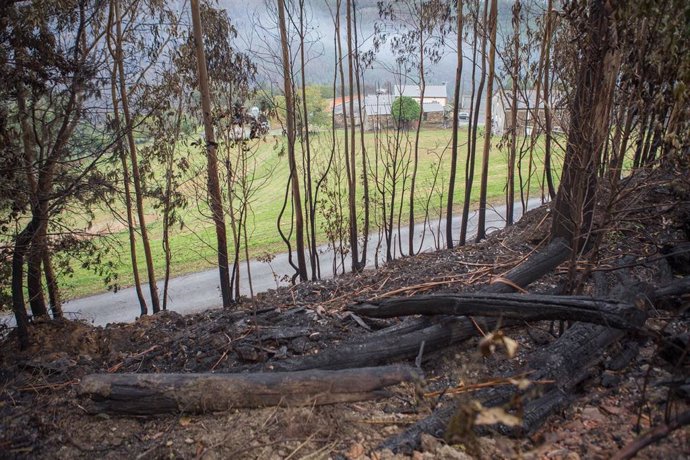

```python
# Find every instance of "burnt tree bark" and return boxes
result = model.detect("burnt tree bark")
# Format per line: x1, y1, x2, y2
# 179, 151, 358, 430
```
79, 365, 421, 415
380, 282, 648, 452
551, 0, 620, 251
278, 0, 309, 282
268, 238, 570, 372
190, 0, 233, 306
350, 292, 646, 331
446, 0, 464, 249
475, 0, 498, 242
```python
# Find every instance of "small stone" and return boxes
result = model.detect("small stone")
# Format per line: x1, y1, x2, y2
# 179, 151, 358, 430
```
601, 371, 620, 388
184, 438, 194, 444
582, 406, 605, 423
546, 449, 580, 460
165, 440, 173, 447
420, 433, 441, 452
436, 445, 473, 460
308, 332, 321, 342
235, 345, 266, 363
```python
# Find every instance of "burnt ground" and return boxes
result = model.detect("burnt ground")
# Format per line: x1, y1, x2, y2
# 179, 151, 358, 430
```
1, 167, 689, 460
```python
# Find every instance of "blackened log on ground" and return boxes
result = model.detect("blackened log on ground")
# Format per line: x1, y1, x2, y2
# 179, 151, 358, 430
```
482, 237, 570, 294
265, 238, 570, 372
267, 317, 495, 372
79, 365, 422, 415
652, 276, 690, 300
380, 264, 650, 453
380, 320, 640, 452
349, 292, 646, 331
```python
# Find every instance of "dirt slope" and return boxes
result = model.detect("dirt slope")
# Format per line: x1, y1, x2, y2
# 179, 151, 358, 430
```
1, 168, 689, 459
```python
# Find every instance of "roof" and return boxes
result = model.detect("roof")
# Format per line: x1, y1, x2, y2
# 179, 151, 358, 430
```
364, 94, 394, 116
422, 102, 445, 113
494, 88, 567, 110
327, 95, 358, 110
396, 84, 447, 100
362, 95, 446, 116
333, 99, 362, 115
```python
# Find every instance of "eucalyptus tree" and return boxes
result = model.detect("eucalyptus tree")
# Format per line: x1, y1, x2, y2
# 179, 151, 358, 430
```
446, 0, 463, 249
379, 0, 452, 256
106, 0, 181, 314
277, 0, 309, 282
2, 0, 118, 348
459, 0, 487, 245
475, 0, 497, 243
190, 0, 234, 306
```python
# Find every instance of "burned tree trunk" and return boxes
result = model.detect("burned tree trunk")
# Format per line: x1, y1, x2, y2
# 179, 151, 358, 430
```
80, 365, 421, 415
350, 292, 646, 331
270, 238, 570, 372
550, 0, 620, 250
380, 304, 647, 452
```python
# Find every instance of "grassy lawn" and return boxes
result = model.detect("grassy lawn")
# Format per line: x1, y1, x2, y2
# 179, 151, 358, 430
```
59, 127, 562, 299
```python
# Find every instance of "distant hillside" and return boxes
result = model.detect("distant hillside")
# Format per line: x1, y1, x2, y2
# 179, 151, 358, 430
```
219, 0, 526, 87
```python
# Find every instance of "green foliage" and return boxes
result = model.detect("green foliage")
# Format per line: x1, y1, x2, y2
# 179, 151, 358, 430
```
391, 96, 421, 128
274, 86, 330, 129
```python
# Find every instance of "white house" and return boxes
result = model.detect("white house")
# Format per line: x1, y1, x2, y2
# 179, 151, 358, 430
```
492, 88, 568, 136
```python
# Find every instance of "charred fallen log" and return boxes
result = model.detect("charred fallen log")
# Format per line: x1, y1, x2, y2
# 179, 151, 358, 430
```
350, 292, 645, 331
265, 238, 571, 372
79, 365, 421, 415
379, 263, 663, 452
380, 319, 642, 452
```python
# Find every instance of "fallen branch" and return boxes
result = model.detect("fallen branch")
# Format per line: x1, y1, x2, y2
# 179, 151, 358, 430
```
79, 364, 422, 415
266, 238, 570, 373
350, 292, 646, 331
379, 252, 650, 453
611, 410, 690, 460
652, 276, 690, 300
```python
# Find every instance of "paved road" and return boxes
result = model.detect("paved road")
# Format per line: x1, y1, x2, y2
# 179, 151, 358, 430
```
9, 198, 544, 327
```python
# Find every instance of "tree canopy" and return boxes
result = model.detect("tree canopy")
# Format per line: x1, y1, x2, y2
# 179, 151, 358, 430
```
391, 96, 421, 129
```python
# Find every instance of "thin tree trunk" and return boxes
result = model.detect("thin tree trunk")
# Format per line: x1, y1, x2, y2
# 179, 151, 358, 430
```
522, 0, 550, 211
162, 96, 184, 311
409, 29, 425, 256
42, 250, 62, 318
447, 1, 464, 249
353, 0, 369, 269
506, 1, 520, 226
345, 0, 361, 272
105, 10, 148, 315
335, 0, 353, 267
114, 0, 160, 313
27, 236, 47, 317
16, 61, 48, 318
460, 0, 484, 246
475, 0, 496, 242
298, 0, 318, 280
190, 0, 234, 306
12, 219, 38, 349
277, 0, 308, 282
542, 0, 556, 200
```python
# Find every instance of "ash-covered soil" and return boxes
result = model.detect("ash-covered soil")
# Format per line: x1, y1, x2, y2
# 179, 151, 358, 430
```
1, 167, 689, 459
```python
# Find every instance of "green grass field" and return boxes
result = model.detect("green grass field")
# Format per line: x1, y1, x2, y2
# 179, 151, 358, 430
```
59, 127, 562, 299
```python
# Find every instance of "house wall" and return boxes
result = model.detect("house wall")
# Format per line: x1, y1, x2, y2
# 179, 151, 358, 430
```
422, 111, 446, 127
365, 114, 394, 131
419, 97, 447, 106
334, 113, 363, 129
500, 108, 568, 136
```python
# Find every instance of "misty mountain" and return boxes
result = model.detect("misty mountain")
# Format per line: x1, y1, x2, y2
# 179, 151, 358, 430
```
219, 0, 521, 97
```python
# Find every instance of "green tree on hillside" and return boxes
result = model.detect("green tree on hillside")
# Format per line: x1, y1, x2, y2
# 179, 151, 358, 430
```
273, 86, 330, 129
391, 96, 421, 130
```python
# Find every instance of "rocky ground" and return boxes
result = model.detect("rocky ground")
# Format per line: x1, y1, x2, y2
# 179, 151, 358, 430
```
1, 167, 689, 459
